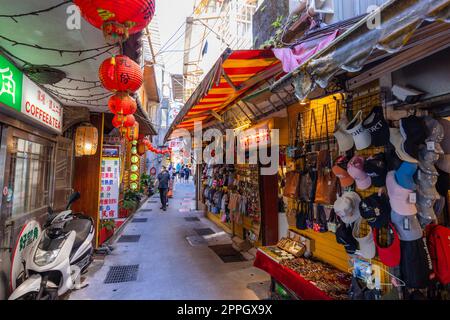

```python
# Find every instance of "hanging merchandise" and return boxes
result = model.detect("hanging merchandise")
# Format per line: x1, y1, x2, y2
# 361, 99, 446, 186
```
75, 123, 99, 157
74, 0, 156, 42
108, 92, 137, 115
99, 55, 144, 93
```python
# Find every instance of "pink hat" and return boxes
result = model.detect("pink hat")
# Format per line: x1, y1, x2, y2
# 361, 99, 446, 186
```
386, 171, 417, 216
347, 156, 371, 190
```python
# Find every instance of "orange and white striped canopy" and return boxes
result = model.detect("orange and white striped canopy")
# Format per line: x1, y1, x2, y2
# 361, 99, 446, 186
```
167, 49, 282, 135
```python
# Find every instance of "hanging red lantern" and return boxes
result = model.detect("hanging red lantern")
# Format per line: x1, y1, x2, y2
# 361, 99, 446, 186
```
99, 55, 143, 93
108, 92, 137, 115
73, 0, 155, 37
126, 122, 139, 141
112, 114, 136, 128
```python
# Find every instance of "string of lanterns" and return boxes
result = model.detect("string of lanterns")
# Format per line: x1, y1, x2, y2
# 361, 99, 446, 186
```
74, 0, 158, 189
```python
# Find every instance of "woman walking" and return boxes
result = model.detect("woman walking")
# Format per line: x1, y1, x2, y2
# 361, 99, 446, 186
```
180, 164, 185, 183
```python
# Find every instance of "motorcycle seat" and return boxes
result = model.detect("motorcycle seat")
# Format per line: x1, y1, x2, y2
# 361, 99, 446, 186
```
64, 218, 92, 258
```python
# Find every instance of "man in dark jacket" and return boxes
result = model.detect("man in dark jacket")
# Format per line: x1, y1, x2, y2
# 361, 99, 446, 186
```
157, 166, 170, 211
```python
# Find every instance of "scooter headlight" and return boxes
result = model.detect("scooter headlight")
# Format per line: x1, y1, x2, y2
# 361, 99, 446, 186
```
34, 248, 60, 266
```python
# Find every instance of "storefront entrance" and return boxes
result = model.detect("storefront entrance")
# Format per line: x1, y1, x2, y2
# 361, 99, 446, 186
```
0, 125, 55, 299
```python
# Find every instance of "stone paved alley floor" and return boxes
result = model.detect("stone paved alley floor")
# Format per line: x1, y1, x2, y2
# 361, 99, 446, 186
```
68, 181, 270, 300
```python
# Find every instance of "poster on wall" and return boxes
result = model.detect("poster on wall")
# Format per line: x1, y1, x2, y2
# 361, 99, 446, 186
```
99, 151, 120, 220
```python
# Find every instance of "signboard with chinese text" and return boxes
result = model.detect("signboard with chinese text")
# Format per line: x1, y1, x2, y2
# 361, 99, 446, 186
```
99, 157, 120, 219
0, 54, 23, 112
21, 77, 62, 133
0, 54, 63, 133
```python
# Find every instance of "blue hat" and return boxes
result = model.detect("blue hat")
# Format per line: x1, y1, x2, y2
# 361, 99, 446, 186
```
394, 162, 418, 190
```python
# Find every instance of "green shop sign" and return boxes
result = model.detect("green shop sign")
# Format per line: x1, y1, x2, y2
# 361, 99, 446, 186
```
0, 54, 23, 112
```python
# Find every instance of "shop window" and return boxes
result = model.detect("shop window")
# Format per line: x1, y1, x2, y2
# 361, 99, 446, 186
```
9, 138, 52, 216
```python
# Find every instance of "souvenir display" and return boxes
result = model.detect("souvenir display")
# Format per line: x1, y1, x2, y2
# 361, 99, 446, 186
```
280, 257, 352, 300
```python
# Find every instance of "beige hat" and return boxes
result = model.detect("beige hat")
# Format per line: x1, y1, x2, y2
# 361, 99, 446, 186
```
389, 127, 419, 164
334, 191, 362, 224
334, 115, 354, 152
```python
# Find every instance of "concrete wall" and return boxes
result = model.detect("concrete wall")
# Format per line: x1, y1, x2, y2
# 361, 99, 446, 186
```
252, 0, 290, 48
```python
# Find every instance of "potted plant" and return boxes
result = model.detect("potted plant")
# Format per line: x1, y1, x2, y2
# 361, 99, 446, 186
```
98, 219, 115, 245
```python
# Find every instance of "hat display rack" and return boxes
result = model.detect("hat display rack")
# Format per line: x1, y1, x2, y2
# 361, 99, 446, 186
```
344, 88, 396, 293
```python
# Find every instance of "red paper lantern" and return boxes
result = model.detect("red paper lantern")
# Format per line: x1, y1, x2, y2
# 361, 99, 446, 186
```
74, 0, 155, 35
99, 55, 143, 93
112, 114, 135, 128
108, 92, 137, 115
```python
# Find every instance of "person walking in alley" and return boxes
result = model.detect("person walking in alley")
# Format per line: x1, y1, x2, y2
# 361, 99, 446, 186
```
157, 166, 170, 211
176, 162, 181, 181
184, 165, 191, 183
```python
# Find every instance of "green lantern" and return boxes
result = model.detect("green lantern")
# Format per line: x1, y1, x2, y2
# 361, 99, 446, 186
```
130, 173, 139, 181
130, 164, 138, 172
130, 182, 138, 190
131, 155, 139, 164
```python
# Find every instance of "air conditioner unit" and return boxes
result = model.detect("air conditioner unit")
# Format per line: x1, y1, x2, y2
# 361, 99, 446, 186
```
309, 0, 334, 15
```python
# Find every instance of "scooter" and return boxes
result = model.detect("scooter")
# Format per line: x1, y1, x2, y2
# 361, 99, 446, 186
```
9, 192, 95, 300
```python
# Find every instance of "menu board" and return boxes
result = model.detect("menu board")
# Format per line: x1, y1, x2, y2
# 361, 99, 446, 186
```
99, 157, 120, 219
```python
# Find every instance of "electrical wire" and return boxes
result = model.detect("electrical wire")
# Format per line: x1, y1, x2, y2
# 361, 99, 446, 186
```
0, 1, 71, 22
0, 45, 116, 68
0, 34, 117, 55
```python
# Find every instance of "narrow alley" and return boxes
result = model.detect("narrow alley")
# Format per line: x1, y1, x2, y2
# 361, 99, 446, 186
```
69, 182, 270, 300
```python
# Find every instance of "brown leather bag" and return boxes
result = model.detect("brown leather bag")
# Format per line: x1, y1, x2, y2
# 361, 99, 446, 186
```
283, 171, 301, 199
315, 150, 338, 205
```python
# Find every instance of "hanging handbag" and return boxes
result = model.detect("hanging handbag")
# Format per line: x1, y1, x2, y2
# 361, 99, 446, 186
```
296, 201, 308, 230
315, 105, 338, 205
283, 171, 301, 199
314, 205, 328, 233
306, 202, 315, 229
327, 208, 338, 233
286, 202, 298, 227
305, 152, 318, 202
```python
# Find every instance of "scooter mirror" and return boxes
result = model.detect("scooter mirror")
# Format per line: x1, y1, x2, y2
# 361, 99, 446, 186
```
66, 192, 81, 210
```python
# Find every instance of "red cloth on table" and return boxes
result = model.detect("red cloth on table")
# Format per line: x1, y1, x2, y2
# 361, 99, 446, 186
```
254, 250, 332, 300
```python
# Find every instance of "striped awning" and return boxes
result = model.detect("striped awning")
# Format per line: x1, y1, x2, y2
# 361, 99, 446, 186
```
166, 49, 281, 139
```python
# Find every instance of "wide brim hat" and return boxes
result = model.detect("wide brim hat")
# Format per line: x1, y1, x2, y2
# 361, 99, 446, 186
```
334, 191, 361, 224
389, 128, 419, 163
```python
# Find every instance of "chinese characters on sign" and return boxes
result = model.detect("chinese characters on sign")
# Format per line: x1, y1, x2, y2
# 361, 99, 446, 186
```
0, 54, 62, 133
22, 77, 62, 133
0, 54, 22, 112
99, 158, 120, 219
239, 129, 271, 150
